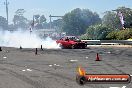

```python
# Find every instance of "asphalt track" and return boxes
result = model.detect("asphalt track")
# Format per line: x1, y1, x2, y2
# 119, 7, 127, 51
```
0, 47, 132, 88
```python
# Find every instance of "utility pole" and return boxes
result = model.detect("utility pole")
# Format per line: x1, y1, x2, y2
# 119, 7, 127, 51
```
49, 15, 52, 29
4, 0, 9, 27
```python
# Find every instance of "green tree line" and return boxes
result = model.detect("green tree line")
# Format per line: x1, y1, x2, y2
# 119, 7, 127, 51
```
0, 7, 132, 40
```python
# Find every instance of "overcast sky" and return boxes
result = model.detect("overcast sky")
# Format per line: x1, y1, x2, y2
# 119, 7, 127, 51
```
0, 0, 132, 24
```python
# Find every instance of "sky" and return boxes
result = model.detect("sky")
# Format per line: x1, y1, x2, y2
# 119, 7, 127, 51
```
0, 0, 132, 24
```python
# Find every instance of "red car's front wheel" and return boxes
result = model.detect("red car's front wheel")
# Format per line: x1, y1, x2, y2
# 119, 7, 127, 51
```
71, 44, 75, 49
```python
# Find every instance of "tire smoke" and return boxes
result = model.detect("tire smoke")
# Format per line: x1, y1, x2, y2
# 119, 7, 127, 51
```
0, 29, 60, 49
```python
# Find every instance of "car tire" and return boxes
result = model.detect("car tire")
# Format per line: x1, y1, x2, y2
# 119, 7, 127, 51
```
71, 44, 75, 49
82, 46, 86, 49
58, 43, 64, 49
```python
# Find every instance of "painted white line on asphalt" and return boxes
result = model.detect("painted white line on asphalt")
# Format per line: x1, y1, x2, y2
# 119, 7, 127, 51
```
56, 64, 60, 67
26, 69, 32, 71
122, 86, 126, 88
70, 60, 78, 62
107, 51, 111, 54
3, 57, 7, 59
22, 70, 26, 71
86, 57, 88, 59
49, 64, 60, 67
49, 65, 52, 67
109, 86, 126, 88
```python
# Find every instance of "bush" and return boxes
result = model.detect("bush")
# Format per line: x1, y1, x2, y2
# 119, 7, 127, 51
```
106, 31, 118, 40
80, 34, 90, 40
86, 24, 113, 40
106, 28, 132, 40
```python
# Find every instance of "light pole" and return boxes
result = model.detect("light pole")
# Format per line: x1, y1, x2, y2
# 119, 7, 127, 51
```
4, 0, 9, 27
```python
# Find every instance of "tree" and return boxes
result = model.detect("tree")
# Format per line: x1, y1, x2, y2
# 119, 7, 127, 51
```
33, 15, 47, 29
116, 7, 132, 28
34, 14, 40, 23
13, 9, 28, 29
62, 8, 101, 35
13, 15, 19, 25
86, 24, 112, 40
40, 15, 46, 24
15, 9, 26, 16
51, 19, 63, 31
102, 7, 132, 30
102, 11, 120, 29
0, 16, 8, 30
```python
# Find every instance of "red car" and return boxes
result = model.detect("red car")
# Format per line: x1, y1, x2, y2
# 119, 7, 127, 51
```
56, 36, 86, 49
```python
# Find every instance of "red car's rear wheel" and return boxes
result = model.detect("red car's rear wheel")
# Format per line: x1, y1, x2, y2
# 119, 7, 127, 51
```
58, 43, 65, 49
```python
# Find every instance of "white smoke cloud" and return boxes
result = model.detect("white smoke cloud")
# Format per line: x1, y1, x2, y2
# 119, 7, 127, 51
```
0, 29, 60, 49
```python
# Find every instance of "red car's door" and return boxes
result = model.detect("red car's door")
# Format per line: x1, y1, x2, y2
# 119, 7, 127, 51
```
63, 40, 72, 48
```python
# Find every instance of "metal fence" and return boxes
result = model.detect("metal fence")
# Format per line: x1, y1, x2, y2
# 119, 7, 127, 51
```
81, 40, 132, 45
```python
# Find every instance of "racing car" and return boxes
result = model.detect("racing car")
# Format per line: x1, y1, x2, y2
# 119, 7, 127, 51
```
56, 36, 87, 49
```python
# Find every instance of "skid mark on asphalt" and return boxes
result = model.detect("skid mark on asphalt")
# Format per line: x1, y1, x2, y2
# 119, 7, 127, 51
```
0, 61, 106, 88
0, 67, 45, 88
102, 60, 132, 87
102, 60, 126, 74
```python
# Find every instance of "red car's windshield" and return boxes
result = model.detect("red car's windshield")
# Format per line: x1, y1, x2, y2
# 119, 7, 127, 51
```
63, 36, 79, 41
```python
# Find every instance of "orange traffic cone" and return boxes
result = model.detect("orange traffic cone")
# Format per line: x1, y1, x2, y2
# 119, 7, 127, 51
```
95, 53, 101, 61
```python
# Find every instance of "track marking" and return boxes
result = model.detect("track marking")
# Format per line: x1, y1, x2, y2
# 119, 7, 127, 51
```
26, 69, 32, 71
22, 70, 26, 71
122, 86, 126, 88
110, 86, 126, 88
49, 64, 60, 67
69, 59, 78, 62
22, 69, 32, 72
3, 57, 7, 59
49, 65, 52, 67
85, 57, 88, 59
56, 64, 60, 67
